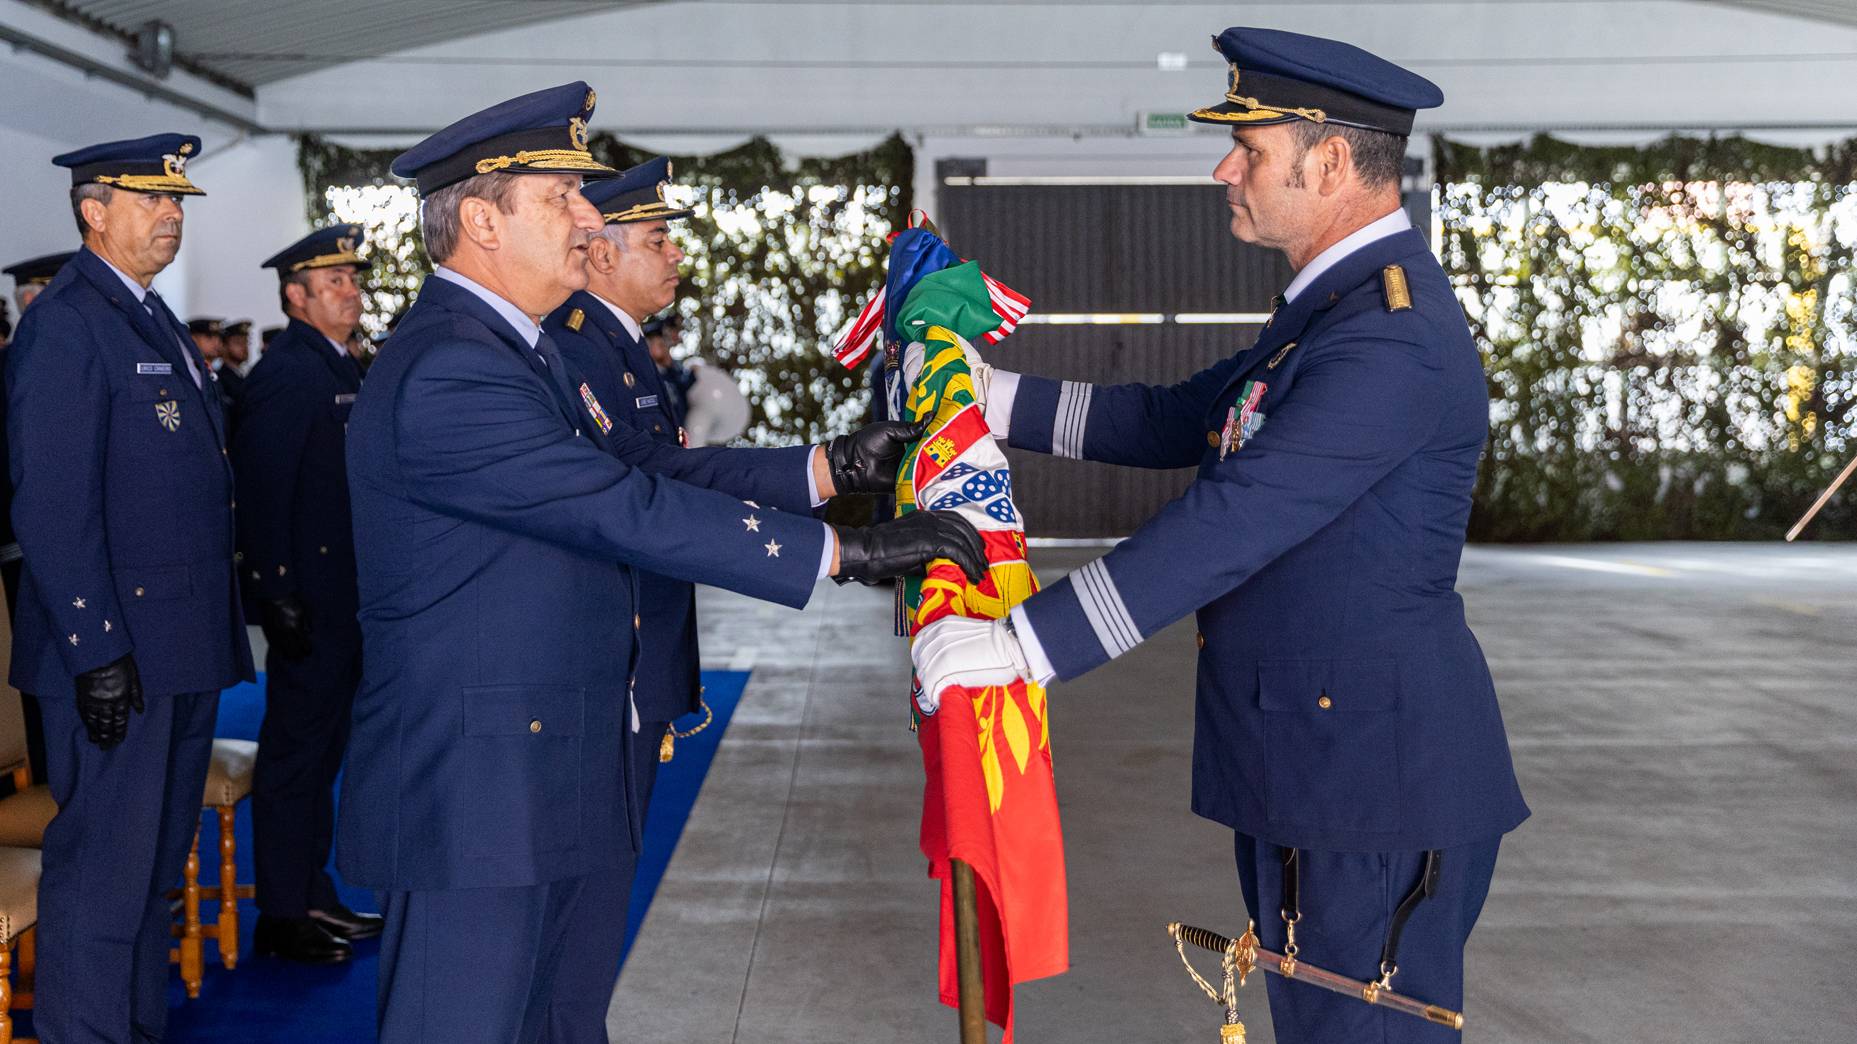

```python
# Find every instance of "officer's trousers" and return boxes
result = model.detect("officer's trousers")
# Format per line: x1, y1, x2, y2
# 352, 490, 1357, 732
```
375, 861, 637, 1044
1234, 833, 1502, 1044
253, 625, 361, 917
37, 689, 219, 1044
629, 719, 668, 826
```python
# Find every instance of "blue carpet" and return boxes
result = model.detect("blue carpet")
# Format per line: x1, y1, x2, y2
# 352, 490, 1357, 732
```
15, 669, 752, 1042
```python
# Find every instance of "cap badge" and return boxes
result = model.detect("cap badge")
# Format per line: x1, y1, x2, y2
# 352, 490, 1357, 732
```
569, 117, 590, 152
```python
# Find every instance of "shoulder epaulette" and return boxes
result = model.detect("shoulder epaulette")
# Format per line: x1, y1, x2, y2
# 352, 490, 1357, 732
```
1381, 264, 1412, 312
565, 307, 584, 332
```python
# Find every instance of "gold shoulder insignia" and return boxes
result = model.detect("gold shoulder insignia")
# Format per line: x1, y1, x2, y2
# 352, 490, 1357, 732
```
1382, 265, 1412, 312
565, 308, 584, 332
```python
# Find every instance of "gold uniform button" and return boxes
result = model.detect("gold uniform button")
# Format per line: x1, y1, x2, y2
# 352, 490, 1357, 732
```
319, 546, 329, 555
1207, 431, 1220, 448
529, 720, 542, 734
623, 372, 636, 388
653, 424, 664, 433
134, 586, 145, 597
1317, 695, 1333, 710
1195, 632, 1205, 650
633, 614, 641, 629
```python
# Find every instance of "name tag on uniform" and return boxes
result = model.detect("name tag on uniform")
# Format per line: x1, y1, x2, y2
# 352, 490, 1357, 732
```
334, 393, 357, 405
137, 362, 173, 375
635, 394, 659, 409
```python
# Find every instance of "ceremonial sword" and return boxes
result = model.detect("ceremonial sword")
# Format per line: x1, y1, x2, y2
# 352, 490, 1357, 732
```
1786, 454, 1857, 541
1168, 920, 1464, 1040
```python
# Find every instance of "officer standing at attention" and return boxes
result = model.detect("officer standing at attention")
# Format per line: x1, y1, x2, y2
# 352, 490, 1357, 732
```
644, 312, 694, 427
232, 224, 380, 964
912, 29, 1530, 1043
218, 318, 252, 406
6, 251, 76, 316
547, 157, 884, 815
341, 82, 984, 1042
0, 251, 73, 783
8, 133, 253, 1042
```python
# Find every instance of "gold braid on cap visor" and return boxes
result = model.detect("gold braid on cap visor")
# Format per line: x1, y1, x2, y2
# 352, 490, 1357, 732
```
1191, 90, 1329, 124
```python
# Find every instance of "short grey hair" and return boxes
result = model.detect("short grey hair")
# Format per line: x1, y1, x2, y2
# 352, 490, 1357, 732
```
1289, 122, 1408, 190
419, 171, 523, 263
71, 182, 114, 237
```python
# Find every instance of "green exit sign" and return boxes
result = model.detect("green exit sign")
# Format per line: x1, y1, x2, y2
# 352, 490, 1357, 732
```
1141, 112, 1191, 134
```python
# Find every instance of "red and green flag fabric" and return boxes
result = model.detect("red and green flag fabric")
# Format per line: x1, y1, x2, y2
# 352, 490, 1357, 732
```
825, 219, 1066, 1042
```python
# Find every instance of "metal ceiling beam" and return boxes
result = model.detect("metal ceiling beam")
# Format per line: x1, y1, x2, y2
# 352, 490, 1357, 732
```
0, 21, 265, 133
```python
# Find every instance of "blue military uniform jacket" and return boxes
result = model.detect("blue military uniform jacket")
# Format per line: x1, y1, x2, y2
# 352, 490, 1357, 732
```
1010, 229, 1529, 853
545, 292, 718, 723
340, 275, 824, 891
231, 318, 363, 624
5, 247, 254, 699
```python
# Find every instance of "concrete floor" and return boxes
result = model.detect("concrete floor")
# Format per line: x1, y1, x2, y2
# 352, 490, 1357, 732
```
610, 544, 1857, 1043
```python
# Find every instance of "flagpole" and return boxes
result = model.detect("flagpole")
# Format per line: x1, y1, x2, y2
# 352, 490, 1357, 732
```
951, 858, 987, 1044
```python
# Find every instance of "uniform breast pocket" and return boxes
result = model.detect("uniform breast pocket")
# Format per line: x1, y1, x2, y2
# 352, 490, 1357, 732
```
1257, 659, 1402, 835
123, 387, 188, 437
459, 684, 583, 858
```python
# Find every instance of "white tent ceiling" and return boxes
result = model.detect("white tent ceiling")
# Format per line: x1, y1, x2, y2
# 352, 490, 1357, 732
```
5, 0, 1856, 320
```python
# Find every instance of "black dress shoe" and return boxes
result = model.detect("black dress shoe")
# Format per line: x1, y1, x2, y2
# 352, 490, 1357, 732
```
254, 915, 353, 964
308, 902, 385, 940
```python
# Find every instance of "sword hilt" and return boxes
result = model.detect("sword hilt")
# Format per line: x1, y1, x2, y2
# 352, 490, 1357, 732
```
1168, 921, 1464, 1031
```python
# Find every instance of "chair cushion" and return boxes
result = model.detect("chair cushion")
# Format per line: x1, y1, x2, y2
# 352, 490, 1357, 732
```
204, 739, 258, 807
0, 845, 40, 945
0, 784, 56, 848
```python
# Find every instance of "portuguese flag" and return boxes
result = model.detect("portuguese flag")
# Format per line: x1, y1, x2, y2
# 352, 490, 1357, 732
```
832, 221, 1068, 1042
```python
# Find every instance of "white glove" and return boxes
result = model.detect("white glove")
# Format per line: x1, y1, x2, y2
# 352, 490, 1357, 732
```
910, 615, 1031, 715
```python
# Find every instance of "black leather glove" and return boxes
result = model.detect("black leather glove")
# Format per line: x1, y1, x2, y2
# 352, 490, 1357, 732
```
824, 417, 930, 496
259, 594, 313, 660
833, 510, 987, 586
75, 653, 143, 749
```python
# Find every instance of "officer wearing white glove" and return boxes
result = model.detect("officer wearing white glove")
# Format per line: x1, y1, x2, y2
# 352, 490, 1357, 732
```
909, 615, 1040, 714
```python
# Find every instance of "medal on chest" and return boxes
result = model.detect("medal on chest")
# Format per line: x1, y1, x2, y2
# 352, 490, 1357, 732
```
1219, 380, 1268, 460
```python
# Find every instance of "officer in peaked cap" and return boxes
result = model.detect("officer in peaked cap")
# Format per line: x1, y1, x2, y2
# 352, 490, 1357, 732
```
5, 251, 76, 314
0, 250, 73, 787
8, 132, 252, 1040
912, 28, 1529, 1043
219, 318, 252, 395
642, 311, 695, 427
544, 155, 937, 845
342, 83, 983, 1041
231, 224, 380, 965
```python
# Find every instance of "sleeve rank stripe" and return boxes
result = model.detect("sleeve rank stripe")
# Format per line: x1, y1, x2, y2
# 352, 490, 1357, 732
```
1074, 558, 1140, 658
1054, 380, 1092, 460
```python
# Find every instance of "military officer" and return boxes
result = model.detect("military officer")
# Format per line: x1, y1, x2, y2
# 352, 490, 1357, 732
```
6, 251, 76, 316
232, 224, 380, 964
8, 133, 253, 1042
0, 251, 72, 783
644, 312, 694, 426
912, 29, 1530, 1044
545, 157, 852, 821
218, 318, 251, 405
341, 82, 985, 1042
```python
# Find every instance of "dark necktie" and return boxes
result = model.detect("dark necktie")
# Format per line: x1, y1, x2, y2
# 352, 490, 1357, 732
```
143, 290, 204, 387
533, 332, 585, 431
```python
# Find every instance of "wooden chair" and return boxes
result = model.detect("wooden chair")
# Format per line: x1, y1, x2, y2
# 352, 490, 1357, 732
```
0, 610, 37, 1042
0, 846, 38, 1044
172, 738, 256, 997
